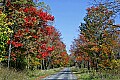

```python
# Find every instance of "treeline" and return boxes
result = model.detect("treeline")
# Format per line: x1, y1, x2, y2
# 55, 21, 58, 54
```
0, 0, 69, 70
70, 1, 120, 70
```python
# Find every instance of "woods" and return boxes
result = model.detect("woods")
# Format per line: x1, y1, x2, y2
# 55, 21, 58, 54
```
0, 0, 69, 70
0, 0, 120, 80
70, 0, 120, 74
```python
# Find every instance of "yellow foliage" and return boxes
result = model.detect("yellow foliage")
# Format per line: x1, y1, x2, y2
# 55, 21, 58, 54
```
110, 59, 120, 69
100, 44, 111, 54
98, 63, 106, 68
91, 46, 99, 52
31, 58, 40, 66
7, 22, 14, 26
0, 13, 6, 26
99, 59, 120, 69
0, 58, 2, 62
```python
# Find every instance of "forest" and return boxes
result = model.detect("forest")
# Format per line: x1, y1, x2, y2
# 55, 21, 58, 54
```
0, 0, 120, 80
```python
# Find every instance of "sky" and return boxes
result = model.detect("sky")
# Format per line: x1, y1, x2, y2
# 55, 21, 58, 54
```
34, 0, 120, 54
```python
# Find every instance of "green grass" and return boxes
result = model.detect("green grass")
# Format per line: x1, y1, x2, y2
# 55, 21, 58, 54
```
71, 67, 120, 80
0, 66, 63, 80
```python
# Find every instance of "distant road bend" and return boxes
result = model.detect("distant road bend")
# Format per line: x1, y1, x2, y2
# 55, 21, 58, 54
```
42, 68, 77, 80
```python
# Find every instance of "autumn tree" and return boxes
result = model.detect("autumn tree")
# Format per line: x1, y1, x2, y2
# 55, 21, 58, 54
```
70, 4, 120, 70
83, 5, 119, 69
0, 0, 69, 70
92, 0, 120, 15
0, 11, 12, 63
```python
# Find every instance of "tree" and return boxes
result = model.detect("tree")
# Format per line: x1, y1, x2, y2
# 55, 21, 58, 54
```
92, 0, 120, 17
1, 0, 69, 70
0, 11, 12, 63
70, 4, 120, 70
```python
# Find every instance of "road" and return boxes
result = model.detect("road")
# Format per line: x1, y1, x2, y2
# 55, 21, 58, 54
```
42, 68, 77, 80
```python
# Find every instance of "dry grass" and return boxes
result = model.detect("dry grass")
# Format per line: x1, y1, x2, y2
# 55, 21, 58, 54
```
0, 66, 63, 80
28, 67, 63, 80
0, 67, 28, 80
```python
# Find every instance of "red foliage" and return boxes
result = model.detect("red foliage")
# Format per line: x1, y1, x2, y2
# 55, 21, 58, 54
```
12, 41, 23, 47
11, 53, 16, 57
36, 55, 41, 59
95, 7, 99, 11
38, 50, 42, 54
6, 0, 11, 7
42, 52, 48, 58
45, 26, 54, 35
32, 35, 39, 39
37, 11, 54, 21
86, 7, 90, 12
23, 6, 37, 14
61, 52, 67, 56
24, 17, 36, 26
12, 57, 16, 61
24, 28, 29, 33
23, 6, 54, 23
7, 40, 23, 47
84, 57, 89, 61
14, 31, 23, 38
7, 40, 11, 44
47, 46, 54, 52
40, 44, 46, 49
76, 56, 83, 61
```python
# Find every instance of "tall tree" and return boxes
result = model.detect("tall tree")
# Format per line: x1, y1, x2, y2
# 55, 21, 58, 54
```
70, 4, 120, 70
1, 0, 68, 70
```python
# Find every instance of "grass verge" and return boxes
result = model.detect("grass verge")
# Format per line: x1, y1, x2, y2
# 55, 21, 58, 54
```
71, 67, 120, 80
0, 66, 63, 80
0, 67, 28, 80
29, 67, 63, 80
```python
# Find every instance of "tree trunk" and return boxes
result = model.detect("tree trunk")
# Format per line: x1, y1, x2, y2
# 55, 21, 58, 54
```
87, 61, 90, 70
84, 61, 86, 68
95, 59, 98, 71
43, 59, 45, 70
41, 60, 42, 70
8, 33, 12, 68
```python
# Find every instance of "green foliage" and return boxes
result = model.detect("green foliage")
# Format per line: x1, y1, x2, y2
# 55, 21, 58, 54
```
0, 12, 12, 62
0, 0, 3, 2
11, 0, 35, 5
35, 2, 51, 12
